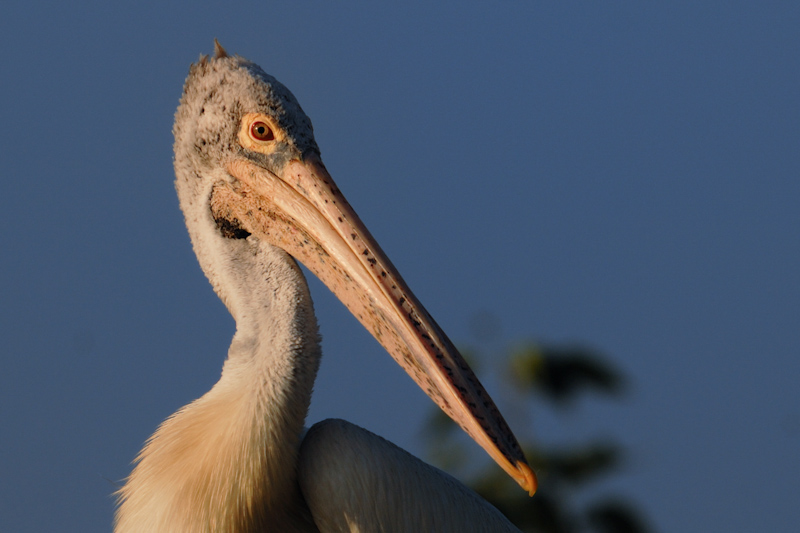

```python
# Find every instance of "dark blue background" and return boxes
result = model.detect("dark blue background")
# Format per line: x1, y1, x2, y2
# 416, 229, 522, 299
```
2, 2, 798, 531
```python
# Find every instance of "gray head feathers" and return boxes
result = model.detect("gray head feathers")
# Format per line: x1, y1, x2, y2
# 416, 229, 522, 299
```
174, 47, 318, 182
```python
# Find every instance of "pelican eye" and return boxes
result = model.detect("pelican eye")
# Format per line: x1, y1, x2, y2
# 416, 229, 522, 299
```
250, 121, 275, 141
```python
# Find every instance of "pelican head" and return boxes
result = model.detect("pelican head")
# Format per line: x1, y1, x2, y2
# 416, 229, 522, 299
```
171, 43, 536, 496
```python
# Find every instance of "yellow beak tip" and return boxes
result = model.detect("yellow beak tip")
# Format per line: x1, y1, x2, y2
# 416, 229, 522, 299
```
516, 461, 538, 496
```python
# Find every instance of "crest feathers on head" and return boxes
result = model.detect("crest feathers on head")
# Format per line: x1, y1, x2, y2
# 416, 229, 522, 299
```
214, 39, 228, 59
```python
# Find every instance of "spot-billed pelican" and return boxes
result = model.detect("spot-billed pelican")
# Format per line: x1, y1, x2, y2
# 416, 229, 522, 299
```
115, 42, 536, 533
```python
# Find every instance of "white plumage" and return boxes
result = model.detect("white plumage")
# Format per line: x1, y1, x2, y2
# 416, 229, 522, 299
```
115, 43, 535, 532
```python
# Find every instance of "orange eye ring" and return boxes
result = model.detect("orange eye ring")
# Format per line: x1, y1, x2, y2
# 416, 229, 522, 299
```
250, 121, 274, 141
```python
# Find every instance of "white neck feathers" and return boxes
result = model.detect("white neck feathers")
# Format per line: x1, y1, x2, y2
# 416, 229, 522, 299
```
116, 190, 322, 532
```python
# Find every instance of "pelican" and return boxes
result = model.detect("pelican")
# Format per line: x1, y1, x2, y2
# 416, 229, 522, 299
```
115, 42, 536, 533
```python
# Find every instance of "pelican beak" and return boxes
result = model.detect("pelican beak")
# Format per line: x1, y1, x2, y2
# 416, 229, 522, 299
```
212, 150, 537, 496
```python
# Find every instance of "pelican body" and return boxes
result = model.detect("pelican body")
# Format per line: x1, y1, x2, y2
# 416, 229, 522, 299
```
115, 43, 535, 533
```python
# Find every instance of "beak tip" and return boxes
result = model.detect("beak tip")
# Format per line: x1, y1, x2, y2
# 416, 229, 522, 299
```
516, 461, 538, 496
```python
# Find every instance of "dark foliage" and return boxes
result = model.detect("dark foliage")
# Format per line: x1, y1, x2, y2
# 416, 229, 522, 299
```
425, 342, 652, 533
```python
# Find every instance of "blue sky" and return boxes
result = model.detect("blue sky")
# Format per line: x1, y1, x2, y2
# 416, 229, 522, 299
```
1, 2, 798, 531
